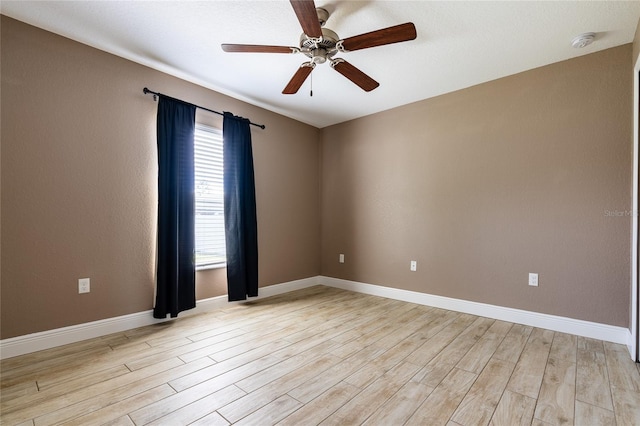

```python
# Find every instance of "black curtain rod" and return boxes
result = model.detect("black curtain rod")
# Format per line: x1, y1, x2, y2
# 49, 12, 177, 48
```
143, 87, 266, 130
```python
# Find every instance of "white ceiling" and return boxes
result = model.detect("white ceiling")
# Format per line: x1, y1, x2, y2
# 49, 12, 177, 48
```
2, 1, 640, 128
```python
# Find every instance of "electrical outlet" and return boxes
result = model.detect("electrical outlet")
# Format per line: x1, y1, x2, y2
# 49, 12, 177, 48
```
410, 260, 417, 271
79, 278, 90, 294
339, 254, 345, 263
528, 273, 538, 287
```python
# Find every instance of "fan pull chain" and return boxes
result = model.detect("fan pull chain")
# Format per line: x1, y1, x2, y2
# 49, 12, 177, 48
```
310, 72, 313, 97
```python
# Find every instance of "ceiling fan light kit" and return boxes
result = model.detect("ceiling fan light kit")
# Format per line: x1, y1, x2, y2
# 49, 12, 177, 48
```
221, 0, 417, 95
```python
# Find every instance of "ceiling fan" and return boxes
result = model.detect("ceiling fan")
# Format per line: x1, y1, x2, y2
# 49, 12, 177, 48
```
221, 0, 417, 94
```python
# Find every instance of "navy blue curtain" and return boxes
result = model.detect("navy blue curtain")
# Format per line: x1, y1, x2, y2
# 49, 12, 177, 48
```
223, 112, 259, 301
153, 96, 196, 318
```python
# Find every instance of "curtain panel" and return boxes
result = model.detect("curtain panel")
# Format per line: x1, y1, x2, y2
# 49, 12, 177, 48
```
223, 112, 259, 301
153, 96, 197, 318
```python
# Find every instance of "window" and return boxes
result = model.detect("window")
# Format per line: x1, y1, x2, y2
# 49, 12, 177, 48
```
194, 124, 225, 269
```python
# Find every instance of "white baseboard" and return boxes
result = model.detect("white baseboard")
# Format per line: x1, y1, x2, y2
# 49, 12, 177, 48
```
2, 275, 632, 360
320, 276, 632, 351
0, 276, 320, 359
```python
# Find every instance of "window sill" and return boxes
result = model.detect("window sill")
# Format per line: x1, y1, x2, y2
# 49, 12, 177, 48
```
196, 263, 227, 271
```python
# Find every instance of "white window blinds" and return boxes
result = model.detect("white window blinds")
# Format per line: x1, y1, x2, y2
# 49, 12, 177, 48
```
194, 125, 226, 268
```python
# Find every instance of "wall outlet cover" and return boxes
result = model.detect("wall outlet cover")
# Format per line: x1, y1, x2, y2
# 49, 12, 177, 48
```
79, 278, 91, 294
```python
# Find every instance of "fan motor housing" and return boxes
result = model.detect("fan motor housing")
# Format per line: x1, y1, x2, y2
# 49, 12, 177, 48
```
299, 28, 339, 49
300, 28, 339, 63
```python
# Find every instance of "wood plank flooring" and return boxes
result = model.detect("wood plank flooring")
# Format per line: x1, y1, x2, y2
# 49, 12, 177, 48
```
1, 285, 639, 425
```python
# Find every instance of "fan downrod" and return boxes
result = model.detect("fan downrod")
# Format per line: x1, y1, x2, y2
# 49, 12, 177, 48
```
299, 8, 338, 64
316, 8, 329, 27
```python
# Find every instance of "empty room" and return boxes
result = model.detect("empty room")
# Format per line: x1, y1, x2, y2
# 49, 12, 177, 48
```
2, 1, 640, 425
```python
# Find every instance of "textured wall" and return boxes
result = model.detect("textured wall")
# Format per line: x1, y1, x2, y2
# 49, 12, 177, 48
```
633, 17, 640, 66
321, 45, 632, 327
1, 14, 635, 340
1, 17, 321, 339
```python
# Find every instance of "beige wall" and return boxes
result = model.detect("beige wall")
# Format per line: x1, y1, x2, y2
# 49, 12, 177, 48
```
321, 45, 633, 327
0, 17, 321, 339
1, 14, 635, 340
633, 18, 640, 66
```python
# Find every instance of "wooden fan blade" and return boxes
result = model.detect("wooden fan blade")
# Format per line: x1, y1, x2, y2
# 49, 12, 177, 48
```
283, 64, 314, 94
332, 60, 379, 92
222, 44, 295, 53
340, 22, 417, 52
290, 0, 322, 38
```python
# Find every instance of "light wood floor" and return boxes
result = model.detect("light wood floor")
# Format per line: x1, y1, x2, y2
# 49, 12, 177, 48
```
2, 285, 639, 426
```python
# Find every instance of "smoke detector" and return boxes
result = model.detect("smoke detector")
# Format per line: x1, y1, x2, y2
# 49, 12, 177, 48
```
571, 32, 596, 49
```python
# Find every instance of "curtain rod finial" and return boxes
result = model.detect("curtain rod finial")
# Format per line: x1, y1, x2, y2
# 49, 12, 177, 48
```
143, 87, 157, 101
